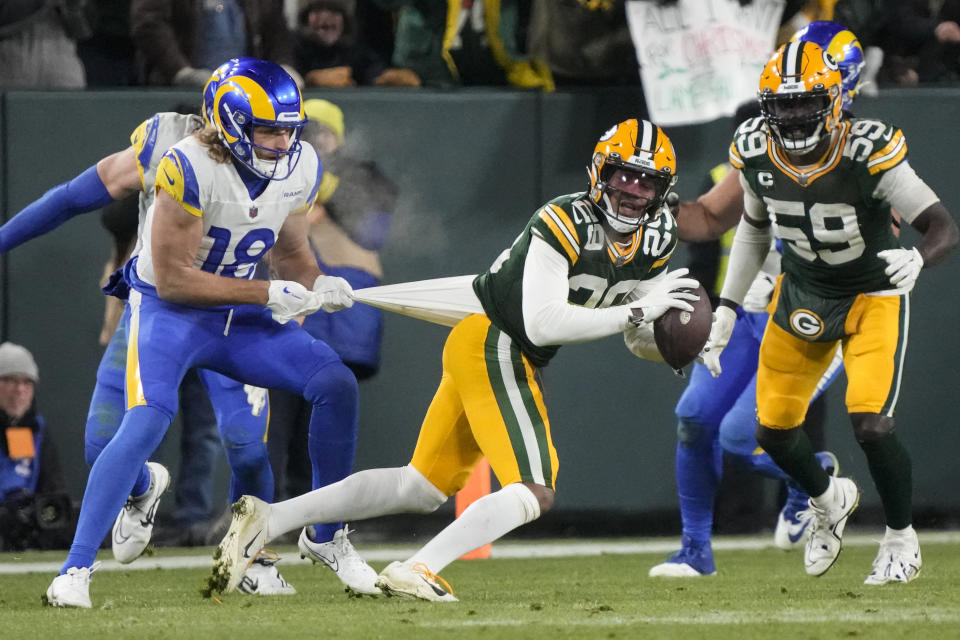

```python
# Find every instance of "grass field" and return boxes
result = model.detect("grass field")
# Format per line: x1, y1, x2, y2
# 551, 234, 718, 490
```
2, 533, 959, 639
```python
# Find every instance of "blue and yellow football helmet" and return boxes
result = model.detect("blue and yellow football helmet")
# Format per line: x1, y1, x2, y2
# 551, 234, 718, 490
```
202, 58, 253, 127
791, 21, 865, 112
211, 58, 307, 180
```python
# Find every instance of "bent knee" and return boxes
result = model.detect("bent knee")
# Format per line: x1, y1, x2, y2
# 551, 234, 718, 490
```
677, 419, 714, 446
524, 482, 555, 514
303, 360, 358, 404
755, 423, 798, 449
398, 465, 448, 513
851, 413, 895, 443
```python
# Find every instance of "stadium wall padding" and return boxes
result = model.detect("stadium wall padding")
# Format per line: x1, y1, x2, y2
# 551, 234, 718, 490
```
1, 87, 958, 517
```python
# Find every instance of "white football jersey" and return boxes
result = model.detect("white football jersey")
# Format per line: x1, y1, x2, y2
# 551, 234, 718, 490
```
129, 112, 204, 256
134, 134, 321, 286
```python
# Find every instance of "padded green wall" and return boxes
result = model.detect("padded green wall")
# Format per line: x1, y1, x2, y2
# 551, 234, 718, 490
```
1, 88, 957, 516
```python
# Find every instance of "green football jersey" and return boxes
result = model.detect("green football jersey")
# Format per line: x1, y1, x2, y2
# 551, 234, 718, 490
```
473, 192, 678, 368
730, 116, 906, 297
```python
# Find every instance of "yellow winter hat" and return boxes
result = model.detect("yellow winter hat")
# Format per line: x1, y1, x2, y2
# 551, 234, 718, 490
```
303, 99, 345, 143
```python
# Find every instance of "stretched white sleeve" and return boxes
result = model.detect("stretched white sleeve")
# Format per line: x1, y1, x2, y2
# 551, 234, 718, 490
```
719, 175, 773, 306
352, 275, 483, 327
522, 234, 632, 346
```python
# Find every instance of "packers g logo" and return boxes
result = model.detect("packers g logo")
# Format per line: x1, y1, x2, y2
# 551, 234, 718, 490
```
790, 309, 824, 338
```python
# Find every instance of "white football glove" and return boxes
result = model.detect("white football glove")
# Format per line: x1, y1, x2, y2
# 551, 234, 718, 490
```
243, 385, 267, 417
312, 275, 355, 312
877, 247, 923, 292
630, 268, 700, 324
267, 280, 322, 324
701, 305, 737, 378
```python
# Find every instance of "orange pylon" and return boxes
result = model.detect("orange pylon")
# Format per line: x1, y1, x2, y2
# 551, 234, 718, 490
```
455, 458, 492, 559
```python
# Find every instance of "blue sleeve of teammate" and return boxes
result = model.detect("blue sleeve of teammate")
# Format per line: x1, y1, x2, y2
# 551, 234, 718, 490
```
0, 164, 114, 253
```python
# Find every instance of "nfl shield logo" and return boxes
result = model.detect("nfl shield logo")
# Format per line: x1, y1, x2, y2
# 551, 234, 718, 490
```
249, 206, 259, 219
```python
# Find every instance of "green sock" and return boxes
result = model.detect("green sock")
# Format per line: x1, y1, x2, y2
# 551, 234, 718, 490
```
859, 432, 913, 529
759, 427, 830, 498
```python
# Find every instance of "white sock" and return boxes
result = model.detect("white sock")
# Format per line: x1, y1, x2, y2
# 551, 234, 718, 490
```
408, 482, 541, 573
268, 465, 447, 539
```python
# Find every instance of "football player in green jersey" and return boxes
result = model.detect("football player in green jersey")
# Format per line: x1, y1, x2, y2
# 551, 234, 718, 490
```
211, 119, 700, 602
703, 40, 959, 584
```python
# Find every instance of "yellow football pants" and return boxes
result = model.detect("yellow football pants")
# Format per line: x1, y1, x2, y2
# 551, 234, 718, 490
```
410, 314, 559, 496
758, 293, 907, 428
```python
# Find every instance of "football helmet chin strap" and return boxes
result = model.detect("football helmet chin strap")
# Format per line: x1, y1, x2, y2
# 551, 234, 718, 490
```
252, 154, 283, 179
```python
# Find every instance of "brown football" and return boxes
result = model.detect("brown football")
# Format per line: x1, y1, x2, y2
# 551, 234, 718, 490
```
653, 283, 712, 370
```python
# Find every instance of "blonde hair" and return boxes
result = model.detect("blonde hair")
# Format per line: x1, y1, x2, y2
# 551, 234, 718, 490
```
194, 126, 232, 163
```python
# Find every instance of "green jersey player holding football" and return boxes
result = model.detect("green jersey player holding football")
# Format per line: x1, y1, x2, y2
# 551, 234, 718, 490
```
703, 41, 958, 584
211, 118, 699, 601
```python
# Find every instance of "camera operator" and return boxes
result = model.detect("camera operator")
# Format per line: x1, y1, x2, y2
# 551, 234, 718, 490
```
0, 342, 74, 551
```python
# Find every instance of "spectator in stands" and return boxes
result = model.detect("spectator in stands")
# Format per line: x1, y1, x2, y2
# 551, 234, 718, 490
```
371, 0, 553, 89
527, 0, 639, 87
130, 0, 302, 86
268, 98, 396, 501
0, 342, 74, 551
295, 0, 421, 87
77, 0, 139, 86
871, 0, 960, 85
0, 0, 88, 88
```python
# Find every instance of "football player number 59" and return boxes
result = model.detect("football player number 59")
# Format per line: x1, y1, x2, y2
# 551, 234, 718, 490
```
763, 197, 865, 265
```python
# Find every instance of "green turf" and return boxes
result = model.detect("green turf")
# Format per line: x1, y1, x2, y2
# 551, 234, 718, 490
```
2, 542, 958, 639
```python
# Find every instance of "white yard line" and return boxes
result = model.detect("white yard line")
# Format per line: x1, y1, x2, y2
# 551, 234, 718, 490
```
429, 608, 960, 627
2, 531, 959, 575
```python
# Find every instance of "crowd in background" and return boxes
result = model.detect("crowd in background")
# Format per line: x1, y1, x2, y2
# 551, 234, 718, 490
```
2, 0, 960, 91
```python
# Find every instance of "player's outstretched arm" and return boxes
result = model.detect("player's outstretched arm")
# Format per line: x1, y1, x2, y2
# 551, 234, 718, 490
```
910, 202, 959, 267
676, 169, 745, 242
878, 202, 959, 293
520, 236, 695, 346
0, 147, 140, 254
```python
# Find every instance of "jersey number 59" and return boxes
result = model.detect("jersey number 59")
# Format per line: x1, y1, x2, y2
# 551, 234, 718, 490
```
763, 197, 865, 265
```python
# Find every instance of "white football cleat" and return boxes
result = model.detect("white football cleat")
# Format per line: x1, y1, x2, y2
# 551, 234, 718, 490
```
45, 563, 101, 608
864, 527, 922, 585
238, 550, 296, 596
211, 495, 271, 595
112, 462, 170, 564
375, 561, 458, 603
298, 526, 380, 595
803, 477, 860, 576
775, 451, 839, 550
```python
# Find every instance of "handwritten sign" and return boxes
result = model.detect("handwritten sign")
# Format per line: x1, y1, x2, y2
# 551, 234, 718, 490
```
626, 0, 785, 125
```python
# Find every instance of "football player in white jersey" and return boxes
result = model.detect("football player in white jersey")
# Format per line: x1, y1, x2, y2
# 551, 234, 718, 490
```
4, 62, 300, 594
9, 61, 375, 600
44, 59, 373, 608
